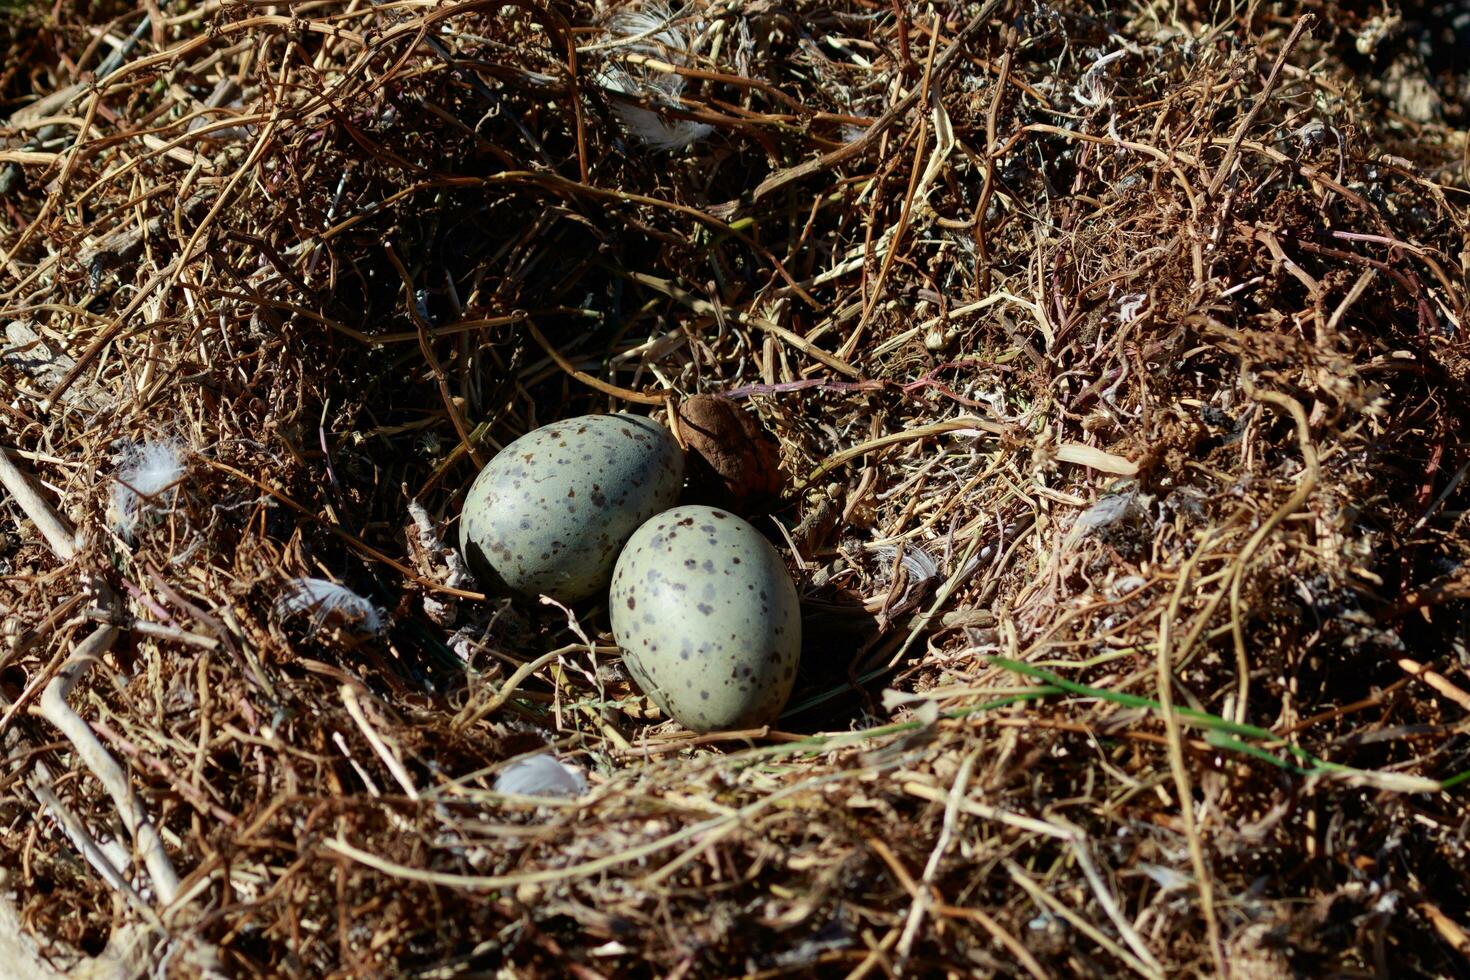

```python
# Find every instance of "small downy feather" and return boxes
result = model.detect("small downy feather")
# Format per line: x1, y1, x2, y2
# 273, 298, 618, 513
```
276, 577, 384, 635
109, 440, 187, 537
872, 544, 940, 583
595, 4, 712, 151
610, 99, 713, 152
493, 753, 587, 798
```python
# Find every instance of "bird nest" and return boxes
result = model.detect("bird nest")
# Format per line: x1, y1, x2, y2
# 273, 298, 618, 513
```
3, 0, 1470, 975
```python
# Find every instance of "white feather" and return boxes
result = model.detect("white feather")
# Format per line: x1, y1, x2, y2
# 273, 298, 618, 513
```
595, 4, 711, 151
611, 102, 713, 151
872, 544, 940, 582
1074, 493, 1137, 535
601, 4, 695, 59
493, 753, 587, 798
276, 577, 383, 635
109, 440, 187, 536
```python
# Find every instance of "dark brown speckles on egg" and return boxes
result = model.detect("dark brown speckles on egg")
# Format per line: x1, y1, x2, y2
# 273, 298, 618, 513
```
609, 504, 801, 734
458, 414, 684, 602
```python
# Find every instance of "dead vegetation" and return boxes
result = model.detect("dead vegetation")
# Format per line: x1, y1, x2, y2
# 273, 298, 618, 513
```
2, 0, 1470, 975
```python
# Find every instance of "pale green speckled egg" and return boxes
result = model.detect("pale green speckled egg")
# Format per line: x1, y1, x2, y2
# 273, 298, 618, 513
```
458, 414, 684, 602
610, 505, 800, 732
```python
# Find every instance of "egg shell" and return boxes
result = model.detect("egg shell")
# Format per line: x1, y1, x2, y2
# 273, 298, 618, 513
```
458, 414, 684, 602
610, 505, 800, 732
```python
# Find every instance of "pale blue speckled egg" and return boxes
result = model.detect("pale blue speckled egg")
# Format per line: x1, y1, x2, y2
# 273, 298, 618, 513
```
459, 415, 684, 602
610, 505, 800, 732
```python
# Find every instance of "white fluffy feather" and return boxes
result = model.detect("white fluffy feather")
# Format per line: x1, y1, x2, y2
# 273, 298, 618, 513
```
600, 4, 695, 61
276, 577, 384, 635
611, 101, 713, 151
109, 440, 187, 536
873, 544, 940, 582
493, 754, 587, 798
595, 4, 711, 151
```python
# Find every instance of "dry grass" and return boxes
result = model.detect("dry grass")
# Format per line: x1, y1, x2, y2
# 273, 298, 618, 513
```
3, 0, 1470, 975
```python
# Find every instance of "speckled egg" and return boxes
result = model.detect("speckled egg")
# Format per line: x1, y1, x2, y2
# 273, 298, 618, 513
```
610, 505, 800, 732
458, 414, 684, 602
